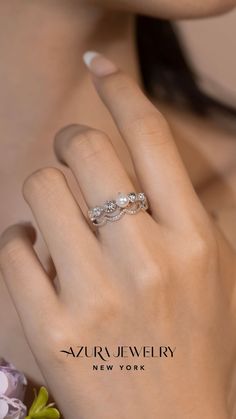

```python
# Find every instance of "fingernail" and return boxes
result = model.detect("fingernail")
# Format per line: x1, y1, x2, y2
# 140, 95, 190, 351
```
83, 51, 118, 77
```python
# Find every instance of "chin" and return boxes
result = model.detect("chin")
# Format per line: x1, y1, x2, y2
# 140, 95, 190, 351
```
167, 0, 236, 18
92, 0, 236, 19
162, 0, 236, 19
203, 0, 236, 15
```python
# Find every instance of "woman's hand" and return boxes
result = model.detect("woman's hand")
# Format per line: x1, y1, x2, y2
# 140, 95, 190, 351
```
0, 52, 236, 419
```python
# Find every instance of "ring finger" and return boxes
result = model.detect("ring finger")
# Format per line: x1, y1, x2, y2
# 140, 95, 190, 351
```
54, 124, 156, 254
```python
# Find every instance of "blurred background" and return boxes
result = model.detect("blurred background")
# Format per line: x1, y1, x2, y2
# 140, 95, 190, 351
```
178, 9, 236, 104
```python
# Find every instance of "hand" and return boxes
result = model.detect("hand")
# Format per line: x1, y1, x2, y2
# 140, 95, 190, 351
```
0, 52, 235, 419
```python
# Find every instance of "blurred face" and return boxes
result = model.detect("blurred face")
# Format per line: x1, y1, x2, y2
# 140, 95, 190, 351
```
86, 0, 236, 18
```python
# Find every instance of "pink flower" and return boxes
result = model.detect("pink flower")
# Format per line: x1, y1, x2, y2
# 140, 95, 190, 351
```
0, 359, 27, 419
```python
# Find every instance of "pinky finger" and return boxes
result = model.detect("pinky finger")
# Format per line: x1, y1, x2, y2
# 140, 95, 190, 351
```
0, 223, 59, 341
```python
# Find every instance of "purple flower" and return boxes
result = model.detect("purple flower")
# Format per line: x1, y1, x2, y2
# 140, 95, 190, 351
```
0, 359, 27, 419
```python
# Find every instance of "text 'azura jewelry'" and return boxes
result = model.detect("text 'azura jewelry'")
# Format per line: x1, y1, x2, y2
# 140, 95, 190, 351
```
88, 192, 149, 227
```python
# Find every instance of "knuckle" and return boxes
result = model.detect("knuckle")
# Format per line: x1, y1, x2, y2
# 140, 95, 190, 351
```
42, 329, 75, 364
101, 71, 171, 146
180, 214, 217, 263
65, 129, 110, 163
47, 326, 71, 349
135, 261, 170, 314
135, 258, 166, 293
126, 111, 171, 146
102, 71, 130, 96
83, 292, 122, 328
0, 235, 25, 266
23, 167, 64, 199
185, 231, 215, 262
36, 308, 77, 362
132, 110, 168, 131
132, 254, 171, 317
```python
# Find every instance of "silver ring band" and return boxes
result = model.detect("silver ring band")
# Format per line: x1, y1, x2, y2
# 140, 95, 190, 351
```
88, 192, 149, 227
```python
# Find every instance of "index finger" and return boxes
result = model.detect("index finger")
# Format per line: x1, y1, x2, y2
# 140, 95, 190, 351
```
83, 52, 204, 229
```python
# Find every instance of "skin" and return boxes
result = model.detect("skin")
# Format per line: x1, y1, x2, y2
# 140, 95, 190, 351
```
86, 0, 236, 17
1, 55, 236, 419
0, 0, 236, 417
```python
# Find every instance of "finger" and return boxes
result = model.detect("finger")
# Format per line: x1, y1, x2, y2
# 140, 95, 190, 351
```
54, 124, 153, 233
0, 224, 59, 339
23, 167, 101, 301
83, 51, 204, 229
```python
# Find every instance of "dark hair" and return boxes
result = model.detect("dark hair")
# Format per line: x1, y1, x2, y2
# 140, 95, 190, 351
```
136, 15, 236, 117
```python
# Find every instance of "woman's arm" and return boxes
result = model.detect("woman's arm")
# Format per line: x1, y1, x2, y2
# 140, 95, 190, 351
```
0, 52, 235, 419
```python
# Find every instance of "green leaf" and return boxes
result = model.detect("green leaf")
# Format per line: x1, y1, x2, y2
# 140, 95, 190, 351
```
31, 407, 60, 418
28, 387, 49, 415
27, 386, 61, 419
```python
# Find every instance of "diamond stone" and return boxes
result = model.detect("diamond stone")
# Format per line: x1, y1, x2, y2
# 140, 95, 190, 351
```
92, 206, 103, 217
128, 192, 137, 203
138, 192, 145, 201
104, 200, 117, 213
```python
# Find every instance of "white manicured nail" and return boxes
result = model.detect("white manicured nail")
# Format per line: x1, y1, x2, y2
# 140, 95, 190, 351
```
83, 51, 118, 77
83, 51, 100, 68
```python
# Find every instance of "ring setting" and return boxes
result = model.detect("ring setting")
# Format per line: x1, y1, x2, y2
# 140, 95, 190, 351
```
88, 192, 148, 227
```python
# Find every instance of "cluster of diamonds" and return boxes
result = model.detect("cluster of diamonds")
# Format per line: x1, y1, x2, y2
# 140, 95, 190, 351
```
88, 192, 148, 227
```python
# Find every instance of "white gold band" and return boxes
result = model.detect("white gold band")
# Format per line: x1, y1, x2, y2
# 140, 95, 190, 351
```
88, 192, 148, 227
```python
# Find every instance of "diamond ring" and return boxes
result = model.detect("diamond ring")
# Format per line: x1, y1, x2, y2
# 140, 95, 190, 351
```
88, 192, 149, 227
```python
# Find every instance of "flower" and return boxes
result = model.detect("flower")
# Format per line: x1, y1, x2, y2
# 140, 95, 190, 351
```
0, 359, 27, 419
0, 360, 61, 419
